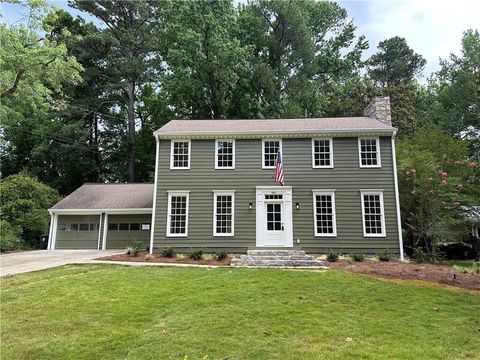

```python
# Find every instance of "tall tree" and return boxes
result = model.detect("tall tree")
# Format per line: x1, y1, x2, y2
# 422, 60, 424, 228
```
238, 0, 368, 118
69, 0, 164, 182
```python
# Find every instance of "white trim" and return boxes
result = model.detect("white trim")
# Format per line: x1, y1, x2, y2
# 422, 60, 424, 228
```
50, 213, 58, 249
154, 128, 397, 138
358, 137, 382, 168
102, 213, 108, 250
48, 208, 152, 215
213, 191, 235, 236
149, 135, 160, 254
214, 139, 235, 170
47, 213, 54, 250
97, 213, 103, 250
262, 139, 283, 169
311, 138, 334, 169
360, 190, 386, 237
391, 136, 404, 260
169, 139, 191, 170
255, 186, 293, 247
166, 191, 190, 237
312, 190, 337, 237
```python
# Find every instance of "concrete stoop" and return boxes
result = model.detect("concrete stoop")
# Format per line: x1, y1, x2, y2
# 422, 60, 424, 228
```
230, 249, 327, 268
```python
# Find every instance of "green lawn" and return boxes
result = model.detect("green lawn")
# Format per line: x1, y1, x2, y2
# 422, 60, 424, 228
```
1, 265, 479, 360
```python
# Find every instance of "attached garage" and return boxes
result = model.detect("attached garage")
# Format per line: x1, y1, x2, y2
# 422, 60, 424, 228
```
48, 184, 153, 250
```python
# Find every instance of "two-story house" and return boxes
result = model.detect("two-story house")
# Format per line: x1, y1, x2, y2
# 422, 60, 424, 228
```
47, 97, 404, 259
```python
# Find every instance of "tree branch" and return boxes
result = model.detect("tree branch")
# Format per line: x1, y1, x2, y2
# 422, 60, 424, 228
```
1, 70, 25, 98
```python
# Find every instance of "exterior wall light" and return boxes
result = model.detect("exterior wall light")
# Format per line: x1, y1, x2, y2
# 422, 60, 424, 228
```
249, 203, 253, 211
296, 202, 300, 210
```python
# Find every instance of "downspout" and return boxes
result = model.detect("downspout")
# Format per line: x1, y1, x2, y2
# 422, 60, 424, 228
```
391, 133, 404, 261
149, 134, 160, 254
47, 212, 54, 250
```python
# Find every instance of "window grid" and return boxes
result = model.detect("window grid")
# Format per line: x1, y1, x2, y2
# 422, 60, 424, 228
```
266, 203, 282, 231
214, 194, 234, 235
216, 140, 234, 169
313, 139, 332, 167
168, 195, 188, 235
359, 139, 380, 167
313, 191, 337, 236
362, 193, 385, 236
263, 140, 281, 168
171, 141, 190, 169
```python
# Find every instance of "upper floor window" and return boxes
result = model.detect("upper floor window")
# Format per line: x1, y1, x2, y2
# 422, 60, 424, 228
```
262, 139, 282, 169
215, 140, 235, 169
166, 191, 190, 237
361, 191, 385, 237
358, 138, 381, 168
170, 140, 191, 169
312, 190, 337, 236
312, 138, 333, 168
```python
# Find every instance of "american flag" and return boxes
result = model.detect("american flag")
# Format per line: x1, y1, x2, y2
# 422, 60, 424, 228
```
275, 149, 284, 186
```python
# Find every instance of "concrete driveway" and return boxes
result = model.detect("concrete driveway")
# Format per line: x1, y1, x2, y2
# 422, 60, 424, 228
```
0, 250, 121, 276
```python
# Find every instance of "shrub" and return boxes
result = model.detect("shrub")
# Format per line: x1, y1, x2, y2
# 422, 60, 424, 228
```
377, 248, 392, 262
201, 253, 214, 261
326, 251, 339, 262
131, 241, 143, 257
144, 254, 155, 261
175, 253, 186, 260
189, 249, 204, 260
214, 251, 228, 261
126, 247, 133, 255
161, 247, 175, 258
411, 247, 425, 263
352, 253, 364, 262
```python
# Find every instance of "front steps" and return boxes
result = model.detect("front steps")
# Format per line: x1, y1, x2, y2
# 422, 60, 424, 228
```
230, 249, 327, 268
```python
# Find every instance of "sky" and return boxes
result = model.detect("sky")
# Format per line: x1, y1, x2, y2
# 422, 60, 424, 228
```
1, 0, 479, 80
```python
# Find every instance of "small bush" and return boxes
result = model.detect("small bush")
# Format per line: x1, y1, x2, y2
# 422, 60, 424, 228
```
201, 253, 214, 261
131, 241, 143, 257
161, 247, 175, 258
215, 250, 228, 261
352, 253, 364, 262
411, 247, 425, 263
126, 247, 133, 255
144, 253, 155, 261
175, 253, 186, 260
377, 248, 392, 262
326, 251, 339, 262
189, 249, 204, 260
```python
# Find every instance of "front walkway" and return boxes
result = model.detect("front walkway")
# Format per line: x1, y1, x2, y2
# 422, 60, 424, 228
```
0, 250, 121, 276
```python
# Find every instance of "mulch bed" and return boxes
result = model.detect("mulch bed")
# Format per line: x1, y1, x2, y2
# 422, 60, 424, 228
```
328, 260, 480, 291
96, 251, 232, 266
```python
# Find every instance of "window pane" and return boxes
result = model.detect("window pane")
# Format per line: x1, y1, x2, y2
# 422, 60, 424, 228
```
119, 223, 129, 231
266, 203, 282, 231
141, 223, 151, 231
89, 223, 98, 231
169, 195, 187, 235
217, 141, 234, 168
70, 224, 79, 231
360, 139, 378, 166
130, 223, 140, 231
363, 194, 383, 234
215, 194, 233, 234
315, 194, 334, 234
264, 141, 280, 167
79, 223, 89, 231
313, 140, 331, 167
172, 141, 189, 168
108, 223, 118, 231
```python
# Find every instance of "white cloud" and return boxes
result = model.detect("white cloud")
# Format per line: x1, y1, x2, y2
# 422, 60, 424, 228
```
354, 0, 480, 79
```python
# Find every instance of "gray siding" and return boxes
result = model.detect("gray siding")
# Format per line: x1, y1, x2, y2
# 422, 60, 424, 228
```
153, 137, 400, 254
105, 214, 151, 249
55, 215, 100, 249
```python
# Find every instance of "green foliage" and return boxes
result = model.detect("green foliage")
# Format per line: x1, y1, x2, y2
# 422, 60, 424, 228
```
201, 253, 214, 261
125, 247, 133, 256
161, 247, 175, 258
214, 250, 228, 261
0, 173, 59, 248
189, 249, 204, 260
326, 251, 339, 262
0, 220, 29, 252
411, 247, 426, 264
175, 253, 186, 260
352, 253, 365, 262
377, 249, 392, 262
131, 241, 143, 257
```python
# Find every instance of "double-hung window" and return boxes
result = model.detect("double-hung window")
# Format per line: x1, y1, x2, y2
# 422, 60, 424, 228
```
167, 191, 190, 237
312, 138, 333, 168
213, 191, 235, 236
170, 140, 191, 169
215, 140, 235, 169
358, 137, 381, 167
262, 139, 282, 169
361, 191, 386, 237
312, 190, 337, 236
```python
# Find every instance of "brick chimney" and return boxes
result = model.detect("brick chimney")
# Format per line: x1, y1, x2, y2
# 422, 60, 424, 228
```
364, 96, 392, 126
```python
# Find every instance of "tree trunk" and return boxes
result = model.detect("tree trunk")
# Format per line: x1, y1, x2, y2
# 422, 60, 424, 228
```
126, 79, 136, 182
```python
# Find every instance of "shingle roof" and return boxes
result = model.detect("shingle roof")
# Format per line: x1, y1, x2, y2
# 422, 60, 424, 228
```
154, 117, 396, 137
51, 184, 154, 210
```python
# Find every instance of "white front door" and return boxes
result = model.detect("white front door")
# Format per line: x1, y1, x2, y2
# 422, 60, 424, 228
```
256, 186, 293, 247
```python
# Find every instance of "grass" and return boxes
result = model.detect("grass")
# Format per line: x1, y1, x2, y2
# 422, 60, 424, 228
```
1, 265, 479, 360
